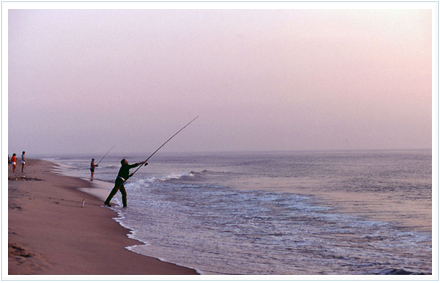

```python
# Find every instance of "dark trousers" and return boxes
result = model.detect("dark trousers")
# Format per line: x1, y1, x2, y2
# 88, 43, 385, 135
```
105, 178, 127, 207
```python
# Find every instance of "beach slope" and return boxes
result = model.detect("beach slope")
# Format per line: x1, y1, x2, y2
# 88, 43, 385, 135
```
8, 159, 198, 275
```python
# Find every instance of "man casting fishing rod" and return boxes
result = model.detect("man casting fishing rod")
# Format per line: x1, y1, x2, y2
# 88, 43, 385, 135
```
104, 116, 199, 208
104, 159, 147, 207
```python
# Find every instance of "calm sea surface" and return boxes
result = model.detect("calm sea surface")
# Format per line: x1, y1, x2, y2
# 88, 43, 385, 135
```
46, 150, 432, 275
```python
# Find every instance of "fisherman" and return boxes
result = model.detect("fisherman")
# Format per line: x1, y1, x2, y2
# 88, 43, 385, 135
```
90, 158, 98, 179
104, 159, 147, 208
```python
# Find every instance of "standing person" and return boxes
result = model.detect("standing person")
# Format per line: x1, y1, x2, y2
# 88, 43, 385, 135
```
104, 159, 147, 208
90, 158, 98, 179
21, 151, 26, 173
11, 153, 17, 173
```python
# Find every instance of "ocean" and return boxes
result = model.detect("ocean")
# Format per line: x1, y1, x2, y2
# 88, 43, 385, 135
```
45, 150, 433, 275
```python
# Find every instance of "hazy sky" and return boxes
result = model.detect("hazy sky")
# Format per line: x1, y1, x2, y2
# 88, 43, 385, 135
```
7, 5, 433, 155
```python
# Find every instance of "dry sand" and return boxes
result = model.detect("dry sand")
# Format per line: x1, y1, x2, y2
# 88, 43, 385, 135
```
8, 159, 199, 275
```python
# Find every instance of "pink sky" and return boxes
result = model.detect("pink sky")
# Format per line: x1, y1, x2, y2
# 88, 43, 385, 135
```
7, 6, 434, 155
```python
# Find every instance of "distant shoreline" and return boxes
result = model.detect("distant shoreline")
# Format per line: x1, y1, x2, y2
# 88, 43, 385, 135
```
32, 147, 433, 159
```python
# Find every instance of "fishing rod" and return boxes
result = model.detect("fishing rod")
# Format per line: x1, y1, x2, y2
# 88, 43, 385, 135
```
96, 144, 117, 165
131, 116, 199, 176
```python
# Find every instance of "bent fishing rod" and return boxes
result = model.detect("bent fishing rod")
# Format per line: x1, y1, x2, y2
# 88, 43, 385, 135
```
131, 116, 199, 176
96, 144, 117, 166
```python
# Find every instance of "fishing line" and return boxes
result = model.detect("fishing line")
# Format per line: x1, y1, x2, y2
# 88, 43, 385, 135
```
131, 116, 199, 176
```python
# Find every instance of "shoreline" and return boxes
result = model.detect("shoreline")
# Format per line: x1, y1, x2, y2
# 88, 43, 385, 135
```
7, 159, 199, 275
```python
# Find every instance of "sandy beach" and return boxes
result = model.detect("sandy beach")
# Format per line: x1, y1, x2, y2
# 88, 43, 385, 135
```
8, 159, 199, 275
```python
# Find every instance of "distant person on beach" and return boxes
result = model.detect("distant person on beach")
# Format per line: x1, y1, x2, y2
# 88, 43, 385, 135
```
11, 153, 17, 173
90, 158, 98, 179
104, 159, 147, 208
21, 151, 25, 173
